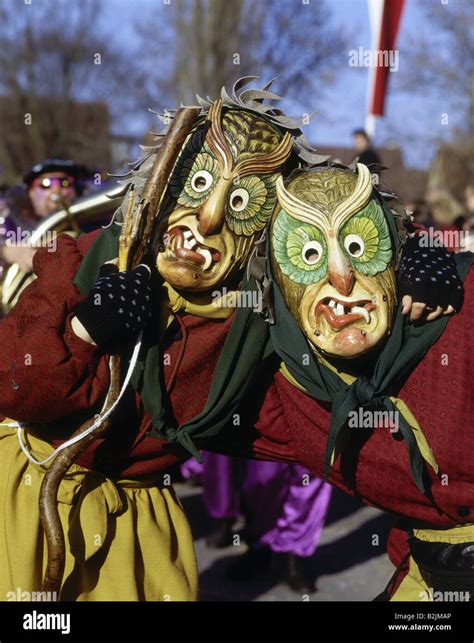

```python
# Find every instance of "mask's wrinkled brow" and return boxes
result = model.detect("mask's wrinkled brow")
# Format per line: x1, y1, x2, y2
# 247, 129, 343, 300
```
206, 99, 293, 180
206, 100, 234, 179
276, 163, 373, 235
234, 132, 293, 178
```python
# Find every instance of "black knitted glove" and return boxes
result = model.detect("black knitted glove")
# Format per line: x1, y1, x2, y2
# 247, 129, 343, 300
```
398, 235, 464, 313
74, 263, 152, 348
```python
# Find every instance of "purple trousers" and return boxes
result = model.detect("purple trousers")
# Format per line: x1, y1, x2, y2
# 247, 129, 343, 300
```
181, 453, 332, 558
181, 451, 240, 520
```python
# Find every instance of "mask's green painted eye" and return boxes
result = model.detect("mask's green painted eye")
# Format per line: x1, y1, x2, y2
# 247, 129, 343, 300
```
191, 169, 214, 193
272, 209, 328, 285
225, 174, 277, 237
344, 233, 365, 258
172, 152, 219, 207
229, 187, 249, 212
302, 239, 324, 265
339, 200, 392, 275
169, 127, 219, 207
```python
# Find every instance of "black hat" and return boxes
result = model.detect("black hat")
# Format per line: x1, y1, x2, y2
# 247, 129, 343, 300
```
23, 159, 91, 186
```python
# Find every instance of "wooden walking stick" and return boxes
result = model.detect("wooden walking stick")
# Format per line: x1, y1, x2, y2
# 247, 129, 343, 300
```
38, 107, 201, 598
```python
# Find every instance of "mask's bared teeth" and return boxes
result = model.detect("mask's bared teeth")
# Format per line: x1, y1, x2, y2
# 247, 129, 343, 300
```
183, 230, 193, 240
351, 306, 370, 324
197, 247, 212, 270
172, 234, 180, 252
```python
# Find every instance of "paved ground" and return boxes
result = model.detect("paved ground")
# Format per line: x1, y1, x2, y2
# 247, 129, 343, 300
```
176, 482, 395, 601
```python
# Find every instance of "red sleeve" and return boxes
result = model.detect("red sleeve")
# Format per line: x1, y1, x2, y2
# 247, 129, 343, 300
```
0, 231, 110, 423
251, 375, 358, 497
251, 379, 300, 463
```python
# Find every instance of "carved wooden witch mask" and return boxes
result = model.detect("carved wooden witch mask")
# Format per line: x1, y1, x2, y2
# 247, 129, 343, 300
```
154, 100, 293, 292
270, 164, 398, 358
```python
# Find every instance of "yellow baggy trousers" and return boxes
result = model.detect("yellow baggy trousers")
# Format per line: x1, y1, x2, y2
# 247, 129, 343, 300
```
0, 425, 198, 601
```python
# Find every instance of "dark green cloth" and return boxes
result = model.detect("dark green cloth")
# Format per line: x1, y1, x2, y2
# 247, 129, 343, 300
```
73, 224, 271, 459
268, 223, 473, 494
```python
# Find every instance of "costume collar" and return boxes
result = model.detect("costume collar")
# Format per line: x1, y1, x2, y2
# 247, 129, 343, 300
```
160, 281, 236, 321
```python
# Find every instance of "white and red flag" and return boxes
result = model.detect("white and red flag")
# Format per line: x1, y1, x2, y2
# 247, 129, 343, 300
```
365, 0, 405, 136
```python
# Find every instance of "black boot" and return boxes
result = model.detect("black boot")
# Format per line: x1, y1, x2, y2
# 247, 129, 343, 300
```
226, 546, 273, 581
273, 552, 316, 594
205, 518, 235, 549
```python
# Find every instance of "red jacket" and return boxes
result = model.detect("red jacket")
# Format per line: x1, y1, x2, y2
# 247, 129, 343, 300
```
0, 231, 234, 479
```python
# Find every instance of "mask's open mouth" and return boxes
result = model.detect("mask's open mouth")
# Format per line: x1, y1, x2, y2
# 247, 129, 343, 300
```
315, 296, 376, 331
165, 226, 221, 271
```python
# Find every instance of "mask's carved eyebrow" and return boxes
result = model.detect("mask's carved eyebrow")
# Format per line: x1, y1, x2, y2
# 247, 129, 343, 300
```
276, 176, 330, 233
206, 99, 234, 179
332, 163, 373, 230
276, 163, 373, 236
234, 132, 293, 178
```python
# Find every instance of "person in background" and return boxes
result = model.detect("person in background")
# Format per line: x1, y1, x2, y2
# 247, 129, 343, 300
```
229, 460, 332, 594
0, 160, 88, 273
181, 454, 332, 593
181, 453, 240, 548
352, 129, 381, 168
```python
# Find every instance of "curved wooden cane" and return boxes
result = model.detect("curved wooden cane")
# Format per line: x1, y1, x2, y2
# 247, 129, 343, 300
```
38, 107, 201, 598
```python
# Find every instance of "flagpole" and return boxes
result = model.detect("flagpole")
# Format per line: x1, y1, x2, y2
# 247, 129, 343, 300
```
365, 0, 384, 139
365, 113, 376, 139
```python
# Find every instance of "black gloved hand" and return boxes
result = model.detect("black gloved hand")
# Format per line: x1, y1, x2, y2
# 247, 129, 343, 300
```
398, 235, 464, 320
74, 262, 152, 348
